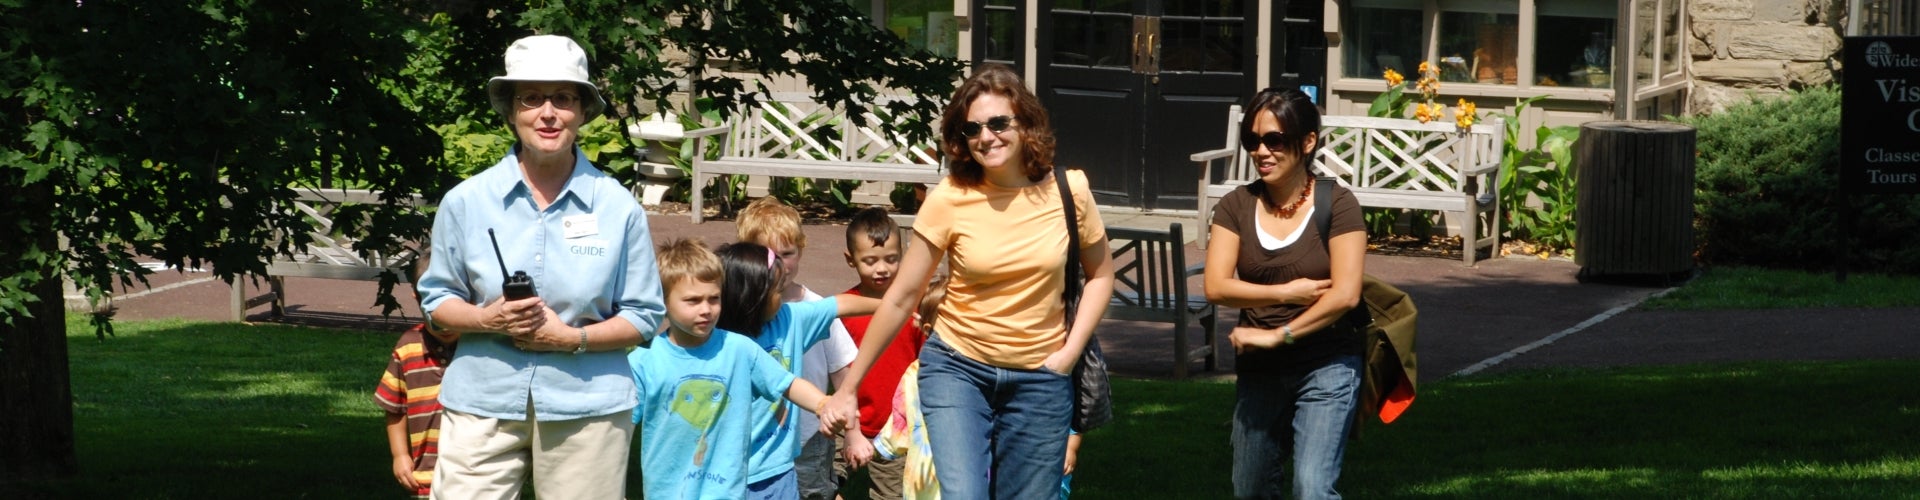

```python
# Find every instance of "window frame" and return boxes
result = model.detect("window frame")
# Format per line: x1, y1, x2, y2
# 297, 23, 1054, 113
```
1327, 0, 1681, 106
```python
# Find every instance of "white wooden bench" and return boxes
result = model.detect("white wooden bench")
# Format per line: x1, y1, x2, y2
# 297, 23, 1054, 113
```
230, 187, 427, 321
685, 92, 946, 223
1191, 106, 1505, 265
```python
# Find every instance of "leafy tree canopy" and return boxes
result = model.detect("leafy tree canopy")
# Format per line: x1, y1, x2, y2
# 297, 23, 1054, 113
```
0, 0, 962, 336
2, 0, 960, 482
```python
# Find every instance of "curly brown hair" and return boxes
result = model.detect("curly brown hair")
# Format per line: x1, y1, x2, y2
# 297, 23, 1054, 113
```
940, 63, 1055, 188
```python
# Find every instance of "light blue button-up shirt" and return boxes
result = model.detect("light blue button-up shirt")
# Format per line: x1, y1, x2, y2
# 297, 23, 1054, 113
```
419, 147, 665, 421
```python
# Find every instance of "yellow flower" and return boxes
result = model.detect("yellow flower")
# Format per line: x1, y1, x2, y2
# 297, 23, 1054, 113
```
1416, 76, 1439, 96
1418, 61, 1435, 77
1384, 68, 1404, 87
1415, 102, 1442, 123
1455, 99, 1477, 128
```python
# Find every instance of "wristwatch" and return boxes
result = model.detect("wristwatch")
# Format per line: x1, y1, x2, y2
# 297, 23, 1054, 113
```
573, 327, 589, 354
1281, 325, 1296, 345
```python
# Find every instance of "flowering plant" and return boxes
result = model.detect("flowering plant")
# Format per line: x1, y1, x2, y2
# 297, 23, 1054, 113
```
1369, 62, 1476, 129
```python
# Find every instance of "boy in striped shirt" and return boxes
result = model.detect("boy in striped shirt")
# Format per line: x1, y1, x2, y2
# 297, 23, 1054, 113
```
375, 253, 460, 498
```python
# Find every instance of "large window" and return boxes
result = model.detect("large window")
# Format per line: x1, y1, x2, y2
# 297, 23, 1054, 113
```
1437, 7, 1519, 84
850, 0, 959, 58
1342, 0, 1423, 79
1341, 0, 1619, 89
978, 0, 1021, 66
1537, 0, 1617, 88
1052, 0, 1135, 68
1162, 1, 1247, 72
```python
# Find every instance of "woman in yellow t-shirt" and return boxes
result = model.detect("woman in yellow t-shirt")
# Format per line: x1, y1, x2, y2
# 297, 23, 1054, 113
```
819, 63, 1116, 499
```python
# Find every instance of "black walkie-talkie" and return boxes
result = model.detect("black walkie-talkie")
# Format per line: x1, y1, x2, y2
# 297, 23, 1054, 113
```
487, 228, 537, 300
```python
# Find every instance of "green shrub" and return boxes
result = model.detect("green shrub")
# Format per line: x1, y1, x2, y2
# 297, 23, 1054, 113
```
1682, 85, 1920, 273
1493, 96, 1581, 253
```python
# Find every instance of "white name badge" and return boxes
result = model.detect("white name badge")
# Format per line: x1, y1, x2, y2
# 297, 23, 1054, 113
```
562, 214, 599, 239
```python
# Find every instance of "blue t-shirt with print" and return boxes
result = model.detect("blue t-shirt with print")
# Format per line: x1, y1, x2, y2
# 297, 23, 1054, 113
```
744, 297, 840, 482
630, 329, 796, 500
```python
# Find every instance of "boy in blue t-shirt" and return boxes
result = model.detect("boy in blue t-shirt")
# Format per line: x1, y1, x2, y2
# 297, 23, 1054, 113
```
628, 238, 836, 500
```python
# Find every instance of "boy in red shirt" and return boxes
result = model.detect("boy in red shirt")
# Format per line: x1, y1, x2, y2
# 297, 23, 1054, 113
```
833, 207, 930, 500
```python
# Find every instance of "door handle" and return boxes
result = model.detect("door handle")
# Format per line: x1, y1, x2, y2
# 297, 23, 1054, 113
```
1146, 33, 1157, 68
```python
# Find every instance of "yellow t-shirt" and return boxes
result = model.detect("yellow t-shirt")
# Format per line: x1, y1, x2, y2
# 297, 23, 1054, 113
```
915, 169, 1105, 370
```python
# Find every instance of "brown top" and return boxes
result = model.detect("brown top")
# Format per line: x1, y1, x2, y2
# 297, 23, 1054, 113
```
1210, 180, 1365, 372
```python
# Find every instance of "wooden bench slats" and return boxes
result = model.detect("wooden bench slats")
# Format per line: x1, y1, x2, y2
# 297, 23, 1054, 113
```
1349, 188, 1479, 213
231, 188, 426, 321
689, 93, 944, 223
695, 159, 944, 183
262, 261, 406, 281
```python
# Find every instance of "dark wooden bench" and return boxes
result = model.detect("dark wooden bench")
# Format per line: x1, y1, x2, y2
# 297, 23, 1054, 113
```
1104, 223, 1217, 379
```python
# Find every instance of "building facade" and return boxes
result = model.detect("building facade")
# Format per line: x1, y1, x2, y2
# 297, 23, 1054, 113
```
776, 0, 1902, 210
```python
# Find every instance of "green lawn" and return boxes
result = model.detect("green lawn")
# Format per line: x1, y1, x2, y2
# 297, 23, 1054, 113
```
1643, 266, 1920, 310
12, 315, 1920, 498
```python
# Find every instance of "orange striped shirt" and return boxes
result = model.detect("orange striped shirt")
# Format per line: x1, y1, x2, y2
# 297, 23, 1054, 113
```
373, 324, 454, 496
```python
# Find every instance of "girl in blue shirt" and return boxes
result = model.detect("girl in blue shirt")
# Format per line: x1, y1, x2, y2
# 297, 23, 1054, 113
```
712, 242, 882, 499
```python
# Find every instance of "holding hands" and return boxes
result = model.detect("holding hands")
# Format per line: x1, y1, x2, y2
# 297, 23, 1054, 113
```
841, 428, 875, 470
817, 393, 859, 438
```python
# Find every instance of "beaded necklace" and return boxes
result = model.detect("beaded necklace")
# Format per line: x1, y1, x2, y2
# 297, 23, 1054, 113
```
1266, 177, 1313, 219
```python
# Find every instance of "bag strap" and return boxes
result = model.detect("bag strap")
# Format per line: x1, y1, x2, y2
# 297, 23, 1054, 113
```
1313, 176, 1337, 251
1056, 165, 1083, 319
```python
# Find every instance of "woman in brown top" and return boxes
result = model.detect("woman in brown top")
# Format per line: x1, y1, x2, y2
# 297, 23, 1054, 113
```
1203, 88, 1366, 499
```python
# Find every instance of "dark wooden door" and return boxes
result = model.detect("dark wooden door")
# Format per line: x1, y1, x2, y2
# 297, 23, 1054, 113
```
1037, 0, 1256, 210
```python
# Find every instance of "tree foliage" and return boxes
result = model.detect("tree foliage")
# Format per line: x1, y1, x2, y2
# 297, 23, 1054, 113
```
1, 0, 963, 334
2, 1, 446, 337
1, 0, 960, 481
522, 1, 960, 137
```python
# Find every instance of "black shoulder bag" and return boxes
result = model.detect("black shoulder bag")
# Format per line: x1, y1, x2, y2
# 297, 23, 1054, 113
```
1057, 165, 1112, 432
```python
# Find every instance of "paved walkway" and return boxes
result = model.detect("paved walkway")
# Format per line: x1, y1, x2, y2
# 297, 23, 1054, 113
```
93, 208, 1920, 381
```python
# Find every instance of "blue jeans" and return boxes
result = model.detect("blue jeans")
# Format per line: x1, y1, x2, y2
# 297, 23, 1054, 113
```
746, 467, 797, 500
1231, 354, 1362, 500
919, 334, 1073, 500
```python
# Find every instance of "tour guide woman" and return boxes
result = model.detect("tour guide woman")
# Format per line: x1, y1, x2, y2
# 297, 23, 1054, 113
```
1204, 87, 1367, 499
417, 35, 664, 500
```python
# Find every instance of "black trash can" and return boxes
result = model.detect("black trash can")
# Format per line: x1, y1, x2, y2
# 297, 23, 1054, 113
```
1574, 120, 1697, 282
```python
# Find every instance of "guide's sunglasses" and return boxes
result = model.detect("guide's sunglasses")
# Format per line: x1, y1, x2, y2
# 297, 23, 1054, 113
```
959, 115, 1017, 138
517, 92, 581, 110
1240, 131, 1296, 153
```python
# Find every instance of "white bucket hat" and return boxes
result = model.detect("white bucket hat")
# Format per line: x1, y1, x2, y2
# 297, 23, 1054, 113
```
487, 35, 607, 122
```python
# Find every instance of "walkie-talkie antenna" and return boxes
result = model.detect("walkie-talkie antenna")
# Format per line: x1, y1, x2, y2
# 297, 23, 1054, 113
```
487, 228, 538, 300
488, 229, 511, 278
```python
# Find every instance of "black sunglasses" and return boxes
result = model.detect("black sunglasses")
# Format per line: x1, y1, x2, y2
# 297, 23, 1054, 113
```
959, 115, 1017, 138
1240, 131, 1293, 153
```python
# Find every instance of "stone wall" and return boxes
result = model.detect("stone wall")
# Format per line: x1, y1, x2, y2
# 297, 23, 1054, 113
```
1688, 0, 1847, 113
